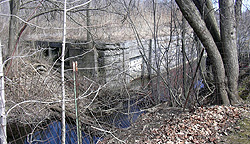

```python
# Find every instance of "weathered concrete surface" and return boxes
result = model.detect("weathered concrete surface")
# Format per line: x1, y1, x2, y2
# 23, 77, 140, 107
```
30, 36, 199, 88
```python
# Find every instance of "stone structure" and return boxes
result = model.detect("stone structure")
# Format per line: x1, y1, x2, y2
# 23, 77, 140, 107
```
31, 36, 198, 88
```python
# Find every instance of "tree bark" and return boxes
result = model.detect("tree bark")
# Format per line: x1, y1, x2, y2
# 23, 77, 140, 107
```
235, 0, 242, 53
153, 0, 161, 103
235, 0, 242, 27
175, 0, 230, 104
0, 40, 7, 144
192, 0, 221, 45
86, 2, 91, 43
8, 0, 20, 58
219, 0, 241, 104
61, 0, 67, 143
148, 39, 152, 81
181, 16, 187, 98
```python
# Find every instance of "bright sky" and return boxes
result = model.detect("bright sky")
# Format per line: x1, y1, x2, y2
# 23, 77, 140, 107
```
243, 0, 250, 11
212, 0, 250, 12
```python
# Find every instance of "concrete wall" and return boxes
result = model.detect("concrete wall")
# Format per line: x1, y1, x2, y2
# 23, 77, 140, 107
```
32, 36, 198, 88
95, 36, 197, 88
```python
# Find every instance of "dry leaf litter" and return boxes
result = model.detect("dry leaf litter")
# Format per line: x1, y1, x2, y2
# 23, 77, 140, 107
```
101, 104, 250, 144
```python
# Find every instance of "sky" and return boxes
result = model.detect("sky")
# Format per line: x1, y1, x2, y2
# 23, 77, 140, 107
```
212, 0, 250, 12
242, 0, 250, 12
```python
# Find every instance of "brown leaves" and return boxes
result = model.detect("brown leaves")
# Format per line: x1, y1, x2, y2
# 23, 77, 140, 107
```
124, 105, 249, 144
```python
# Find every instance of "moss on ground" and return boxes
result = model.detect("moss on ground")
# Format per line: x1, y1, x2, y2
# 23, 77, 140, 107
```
238, 76, 250, 101
223, 118, 250, 144
224, 73, 250, 143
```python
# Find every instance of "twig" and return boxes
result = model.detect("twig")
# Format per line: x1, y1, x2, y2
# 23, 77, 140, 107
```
91, 126, 126, 144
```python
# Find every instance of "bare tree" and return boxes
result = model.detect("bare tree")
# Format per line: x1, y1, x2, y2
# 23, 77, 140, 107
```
175, 0, 242, 104
219, 0, 241, 104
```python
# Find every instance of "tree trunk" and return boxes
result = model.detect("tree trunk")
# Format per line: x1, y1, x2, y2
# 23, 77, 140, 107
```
235, 0, 242, 27
181, 16, 187, 98
192, 0, 221, 45
8, 0, 20, 58
0, 40, 7, 144
148, 39, 152, 81
153, 0, 161, 103
86, 2, 91, 44
61, 0, 67, 143
235, 0, 242, 54
219, 0, 241, 104
175, 0, 230, 104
